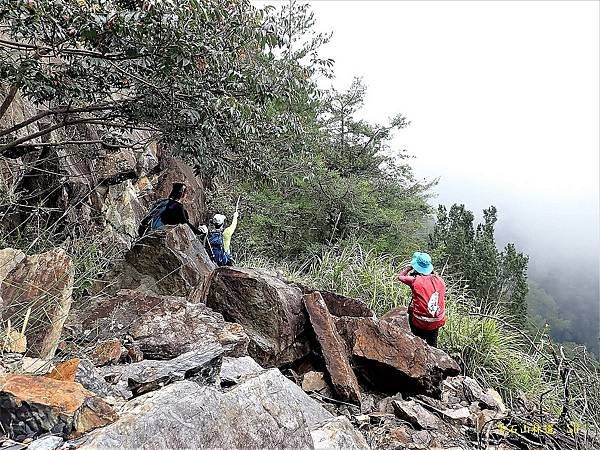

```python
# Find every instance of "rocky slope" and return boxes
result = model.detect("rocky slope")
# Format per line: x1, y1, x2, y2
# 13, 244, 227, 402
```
1, 220, 596, 450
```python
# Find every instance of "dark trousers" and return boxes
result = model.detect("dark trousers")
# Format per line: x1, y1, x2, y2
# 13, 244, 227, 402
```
409, 316, 439, 348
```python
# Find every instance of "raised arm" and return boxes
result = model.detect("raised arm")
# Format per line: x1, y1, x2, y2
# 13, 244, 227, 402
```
396, 266, 415, 286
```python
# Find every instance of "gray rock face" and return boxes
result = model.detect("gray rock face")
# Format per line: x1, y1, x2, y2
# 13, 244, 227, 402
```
446, 376, 507, 413
94, 225, 215, 301
99, 344, 224, 398
206, 267, 310, 367
219, 356, 264, 386
310, 416, 370, 450
392, 400, 440, 430
78, 369, 334, 450
78, 289, 248, 359
26, 436, 64, 450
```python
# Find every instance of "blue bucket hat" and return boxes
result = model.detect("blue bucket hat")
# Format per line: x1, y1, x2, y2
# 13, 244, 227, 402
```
410, 251, 433, 275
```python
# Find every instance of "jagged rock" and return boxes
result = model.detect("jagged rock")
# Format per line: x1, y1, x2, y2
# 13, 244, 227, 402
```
411, 430, 432, 448
206, 267, 310, 367
98, 343, 223, 398
76, 369, 343, 449
126, 345, 144, 363
447, 376, 507, 413
90, 338, 125, 366
376, 393, 403, 414
0, 374, 117, 439
79, 289, 248, 359
304, 292, 361, 404
26, 436, 63, 450
336, 316, 460, 397
93, 148, 137, 183
392, 400, 440, 430
94, 224, 215, 300
45, 358, 115, 398
302, 371, 328, 392
219, 356, 264, 386
153, 156, 205, 228
440, 406, 471, 422
380, 306, 411, 334
0, 249, 74, 359
359, 393, 377, 414
310, 416, 370, 449
100, 180, 147, 245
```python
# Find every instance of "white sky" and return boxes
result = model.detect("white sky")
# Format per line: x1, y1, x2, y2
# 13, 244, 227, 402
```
258, 1, 600, 268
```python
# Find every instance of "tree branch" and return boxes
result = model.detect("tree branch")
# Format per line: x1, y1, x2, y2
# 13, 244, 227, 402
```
0, 38, 134, 60
9, 140, 131, 150
0, 80, 21, 122
0, 102, 128, 138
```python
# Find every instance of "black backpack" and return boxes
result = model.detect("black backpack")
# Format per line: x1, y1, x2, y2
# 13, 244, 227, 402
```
138, 199, 171, 237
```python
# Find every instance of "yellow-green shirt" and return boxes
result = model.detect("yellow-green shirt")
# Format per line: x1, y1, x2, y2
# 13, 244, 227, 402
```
223, 212, 238, 253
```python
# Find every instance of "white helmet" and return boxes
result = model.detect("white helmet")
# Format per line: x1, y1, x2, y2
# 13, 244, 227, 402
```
212, 214, 226, 226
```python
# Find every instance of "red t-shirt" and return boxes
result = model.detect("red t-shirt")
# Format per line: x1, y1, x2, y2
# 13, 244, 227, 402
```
398, 268, 447, 331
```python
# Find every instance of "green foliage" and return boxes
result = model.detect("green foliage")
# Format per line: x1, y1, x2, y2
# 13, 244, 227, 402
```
211, 76, 433, 260
428, 204, 529, 324
0, 0, 324, 177
286, 242, 411, 314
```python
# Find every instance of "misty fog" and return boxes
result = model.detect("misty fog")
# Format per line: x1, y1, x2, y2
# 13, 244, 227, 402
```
301, 0, 600, 350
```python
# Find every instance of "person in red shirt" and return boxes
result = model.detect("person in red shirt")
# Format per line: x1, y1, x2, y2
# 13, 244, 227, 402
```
396, 251, 446, 347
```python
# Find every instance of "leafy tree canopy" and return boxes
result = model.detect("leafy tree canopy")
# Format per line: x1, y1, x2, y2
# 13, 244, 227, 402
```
0, 0, 329, 177
428, 204, 529, 324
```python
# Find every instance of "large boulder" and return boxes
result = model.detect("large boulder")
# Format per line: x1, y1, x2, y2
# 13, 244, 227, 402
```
303, 292, 361, 404
0, 374, 117, 439
96, 225, 215, 301
78, 289, 248, 359
296, 284, 374, 318
98, 343, 224, 398
0, 248, 74, 359
336, 316, 460, 397
76, 369, 348, 449
380, 306, 411, 334
206, 267, 310, 367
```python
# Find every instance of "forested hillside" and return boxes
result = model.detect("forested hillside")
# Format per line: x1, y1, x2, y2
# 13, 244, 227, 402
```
1, 0, 598, 448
